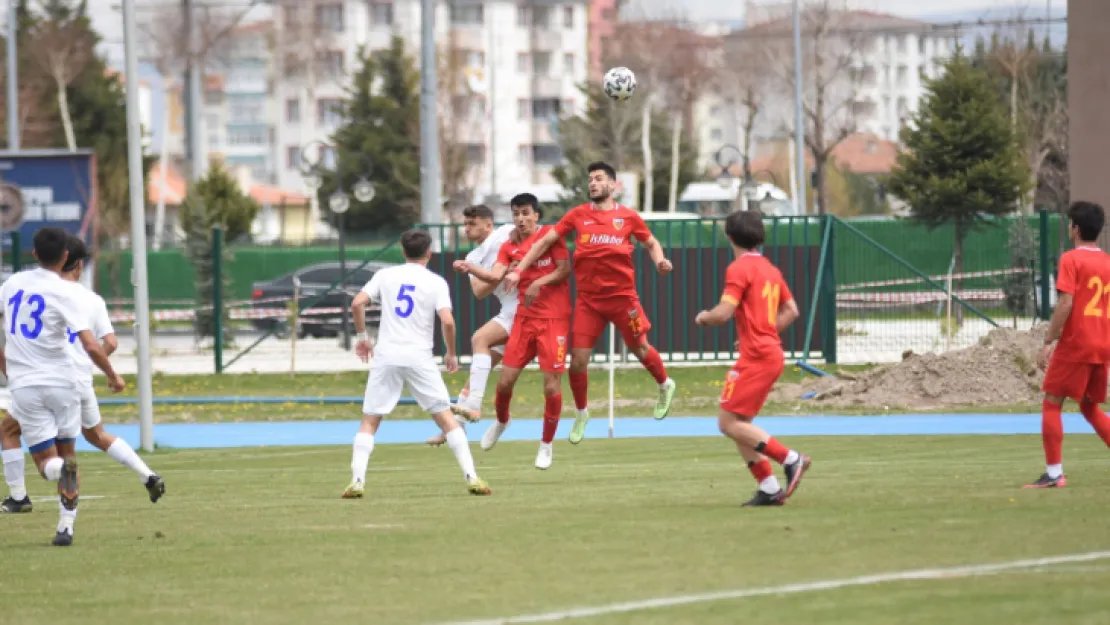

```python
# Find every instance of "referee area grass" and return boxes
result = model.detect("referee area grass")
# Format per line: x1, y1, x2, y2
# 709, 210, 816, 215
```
96, 363, 1044, 424
5, 436, 1110, 624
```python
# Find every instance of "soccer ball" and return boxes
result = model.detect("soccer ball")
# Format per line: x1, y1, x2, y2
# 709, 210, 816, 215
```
603, 67, 636, 102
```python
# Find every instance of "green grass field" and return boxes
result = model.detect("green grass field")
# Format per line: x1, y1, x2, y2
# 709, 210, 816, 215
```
5, 436, 1110, 624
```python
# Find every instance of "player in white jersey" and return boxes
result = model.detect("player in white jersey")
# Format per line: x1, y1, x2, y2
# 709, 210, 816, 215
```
0, 236, 165, 514
0, 227, 125, 546
425, 204, 517, 446
341, 229, 492, 498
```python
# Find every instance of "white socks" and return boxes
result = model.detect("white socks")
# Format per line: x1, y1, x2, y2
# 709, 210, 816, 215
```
57, 497, 76, 534
1046, 463, 1063, 479
759, 475, 782, 494
445, 427, 478, 483
351, 433, 375, 483
784, 450, 800, 465
466, 353, 493, 410
2, 448, 26, 500
106, 439, 155, 481
43, 457, 64, 481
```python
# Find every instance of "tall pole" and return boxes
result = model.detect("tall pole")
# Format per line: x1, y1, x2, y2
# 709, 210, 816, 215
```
487, 19, 497, 202
122, 0, 155, 452
792, 0, 807, 215
185, 0, 206, 181
419, 0, 442, 232
7, 0, 19, 150
337, 210, 349, 350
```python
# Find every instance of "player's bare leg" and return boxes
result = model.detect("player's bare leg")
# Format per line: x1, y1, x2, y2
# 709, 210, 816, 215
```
535, 371, 563, 470
428, 335, 506, 446
567, 348, 593, 444
1027, 393, 1068, 488
0, 414, 31, 513
717, 411, 810, 500
343, 414, 382, 499
484, 365, 524, 450
628, 339, 677, 420
432, 408, 491, 495
82, 425, 165, 502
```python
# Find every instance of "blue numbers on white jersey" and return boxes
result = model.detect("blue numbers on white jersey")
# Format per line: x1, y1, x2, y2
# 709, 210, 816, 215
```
7, 289, 45, 339
394, 284, 416, 318
66, 328, 79, 344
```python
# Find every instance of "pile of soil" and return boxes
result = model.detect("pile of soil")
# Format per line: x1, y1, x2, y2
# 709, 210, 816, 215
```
775, 327, 1050, 410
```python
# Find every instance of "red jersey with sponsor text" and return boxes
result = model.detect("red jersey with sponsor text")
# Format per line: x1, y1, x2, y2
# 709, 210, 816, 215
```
554, 203, 652, 298
497, 225, 571, 319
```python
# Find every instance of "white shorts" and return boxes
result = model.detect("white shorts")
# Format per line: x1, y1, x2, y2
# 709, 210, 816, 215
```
363, 359, 451, 416
78, 384, 101, 429
489, 306, 517, 356
10, 386, 80, 449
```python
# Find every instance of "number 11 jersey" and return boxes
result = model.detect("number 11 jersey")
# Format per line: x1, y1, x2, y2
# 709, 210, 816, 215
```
1054, 246, 1110, 364
361, 263, 452, 365
720, 253, 794, 363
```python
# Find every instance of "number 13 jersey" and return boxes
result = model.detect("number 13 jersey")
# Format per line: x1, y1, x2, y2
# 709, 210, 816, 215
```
1055, 246, 1110, 364
361, 263, 452, 365
0, 268, 90, 390
720, 253, 794, 362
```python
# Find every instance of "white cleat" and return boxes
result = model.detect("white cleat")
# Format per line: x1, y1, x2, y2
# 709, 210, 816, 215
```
481, 421, 507, 451
450, 401, 481, 424
535, 442, 553, 470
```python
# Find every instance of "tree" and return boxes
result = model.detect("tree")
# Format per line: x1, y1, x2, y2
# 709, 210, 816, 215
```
0, 0, 60, 148
552, 82, 697, 215
27, 0, 93, 151
437, 36, 484, 213
1002, 216, 1037, 326
715, 33, 777, 181
888, 51, 1030, 323
318, 40, 420, 234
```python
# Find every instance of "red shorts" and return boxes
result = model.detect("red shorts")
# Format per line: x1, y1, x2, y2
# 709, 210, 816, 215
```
572, 295, 652, 350
1042, 358, 1108, 404
720, 358, 785, 418
502, 316, 570, 373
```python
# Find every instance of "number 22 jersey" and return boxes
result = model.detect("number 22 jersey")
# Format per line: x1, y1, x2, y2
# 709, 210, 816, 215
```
1054, 246, 1110, 364
360, 263, 452, 365
720, 253, 794, 362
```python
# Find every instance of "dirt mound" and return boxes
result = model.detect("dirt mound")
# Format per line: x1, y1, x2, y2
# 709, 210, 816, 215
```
775, 327, 1049, 410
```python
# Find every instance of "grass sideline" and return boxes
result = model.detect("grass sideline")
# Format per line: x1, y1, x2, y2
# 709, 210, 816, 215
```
93, 363, 1055, 424
6, 436, 1110, 624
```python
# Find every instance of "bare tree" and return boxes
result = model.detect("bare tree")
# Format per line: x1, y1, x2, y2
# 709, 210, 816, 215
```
716, 33, 776, 183
437, 37, 485, 216
26, 1, 94, 152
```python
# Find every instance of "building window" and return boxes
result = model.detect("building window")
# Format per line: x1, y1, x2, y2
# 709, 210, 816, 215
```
563, 5, 574, 28
531, 98, 560, 121
229, 99, 264, 124
465, 143, 485, 162
517, 5, 529, 26
896, 65, 908, 87
284, 54, 303, 78
709, 105, 720, 117
532, 6, 550, 28
532, 51, 551, 75
710, 128, 723, 141
563, 53, 574, 75
287, 146, 302, 171
517, 98, 529, 120
531, 144, 561, 166
918, 36, 927, 55
896, 35, 907, 54
518, 145, 530, 165
228, 127, 267, 146
315, 4, 344, 32
286, 98, 300, 123
317, 98, 344, 127
318, 50, 344, 77
370, 2, 393, 26
450, 4, 483, 25
517, 52, 528, 73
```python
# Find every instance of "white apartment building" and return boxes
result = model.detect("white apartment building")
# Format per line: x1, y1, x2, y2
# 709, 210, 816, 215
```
696, 9, 955, 173
270, 0, 590, 210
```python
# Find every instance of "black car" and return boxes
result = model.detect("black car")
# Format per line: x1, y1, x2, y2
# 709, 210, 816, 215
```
250, 261, 394, 338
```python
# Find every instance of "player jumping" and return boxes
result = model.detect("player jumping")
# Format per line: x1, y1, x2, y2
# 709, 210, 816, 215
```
1029, 201, 1110, 488
0, 227, 126, 545
694, 211, 811, 506
0, 236, 164, 514
343, 229, 491, 498
480, 194, 572, 469
425, 204, 517, 446
504, 161, 676, 444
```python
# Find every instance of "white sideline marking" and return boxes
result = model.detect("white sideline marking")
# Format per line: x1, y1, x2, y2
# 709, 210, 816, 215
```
32, 495, 105, 502
434, 550, 1110, 625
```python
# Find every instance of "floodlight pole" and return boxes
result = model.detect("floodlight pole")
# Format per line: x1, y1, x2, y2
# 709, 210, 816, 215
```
792, 0, 807, 215
7, 0, 18, 150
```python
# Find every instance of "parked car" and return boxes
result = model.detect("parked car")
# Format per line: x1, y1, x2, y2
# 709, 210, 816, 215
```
250, 261, 395, 338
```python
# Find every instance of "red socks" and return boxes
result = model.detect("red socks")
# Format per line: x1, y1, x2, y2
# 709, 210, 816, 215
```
542, 394, 562, 443
639, 347, 669, 385
1080, 400, 1110, 448
1042, 399, 1063, 465
748, 459, 773, 484
495, 388, 512, 424
756, 437, 790, 464
569, 372, 589, 411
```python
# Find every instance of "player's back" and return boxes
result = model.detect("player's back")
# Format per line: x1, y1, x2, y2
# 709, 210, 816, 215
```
1057, 247, 1110, 364
726, 254, 792, 362
367, 263, 452, 364
0, 268, 82, 390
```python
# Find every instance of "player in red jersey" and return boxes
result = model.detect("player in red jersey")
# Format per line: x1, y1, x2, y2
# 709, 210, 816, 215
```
479, 194, 573, 469
695, 211, 811, 506
1029, 201, 1110, 488
504, 161, 676, 445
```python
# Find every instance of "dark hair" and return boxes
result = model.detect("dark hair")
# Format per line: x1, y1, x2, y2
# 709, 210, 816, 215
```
724, 210, 765, 250
400, 229, 433, 259
509, 193, 542, 219
32, 227, 69, 266
62, 236, 89, 273
462, 204, 494, 221
587, 161, 616, 180
1069, 201, 1105, 242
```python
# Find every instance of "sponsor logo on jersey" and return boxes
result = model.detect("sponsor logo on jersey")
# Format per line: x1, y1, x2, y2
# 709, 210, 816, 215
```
585, 234, 625, 245
536, 257, 553, 268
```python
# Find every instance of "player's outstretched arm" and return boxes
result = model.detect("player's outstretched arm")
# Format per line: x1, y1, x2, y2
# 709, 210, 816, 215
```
469, 262, 509, 300
504, 229, 560, 291
77, 330, 125, 392
640, 236, 673, 275
437, 308, 459, 373
695, 298, 737, 327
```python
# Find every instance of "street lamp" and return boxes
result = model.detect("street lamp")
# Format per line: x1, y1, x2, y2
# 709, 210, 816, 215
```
713, 144, 760, 213
299, 141, 376, 351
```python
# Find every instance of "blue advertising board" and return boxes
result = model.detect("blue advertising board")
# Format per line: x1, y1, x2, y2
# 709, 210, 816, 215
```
0, 149, 97, 243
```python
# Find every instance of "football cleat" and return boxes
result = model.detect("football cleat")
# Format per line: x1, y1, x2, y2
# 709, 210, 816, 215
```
783, 454, 812, 498
145, 475, 166, 503
341, 480, 365, 499
52, 529, 73, 547
467, 478, 492, 496
0, 495, 33, 513
535, 443, 553, 470
654, 379, 677, 420
1024, 473, 1067, 489
481, 421, 507, 451
742, 489, 785, 507
568, 410, 590, 445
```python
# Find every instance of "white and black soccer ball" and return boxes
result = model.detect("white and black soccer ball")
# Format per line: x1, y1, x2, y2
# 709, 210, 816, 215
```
603, 66, 636, 102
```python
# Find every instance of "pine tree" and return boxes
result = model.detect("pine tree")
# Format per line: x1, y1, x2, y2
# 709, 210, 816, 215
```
321, 38, 420, 234
888, 50, 1030, 318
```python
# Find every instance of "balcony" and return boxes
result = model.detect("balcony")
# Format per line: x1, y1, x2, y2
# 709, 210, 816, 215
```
531, 121, 556, 143
531, 75, 563, 98
529, 29, 563, 51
